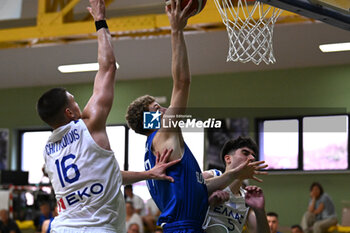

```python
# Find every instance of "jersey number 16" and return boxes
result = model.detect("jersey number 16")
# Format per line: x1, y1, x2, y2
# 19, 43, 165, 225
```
55, 154, 80, 188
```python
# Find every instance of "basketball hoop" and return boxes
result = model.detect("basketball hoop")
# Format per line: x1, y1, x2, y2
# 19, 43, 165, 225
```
213, 0, 283, 65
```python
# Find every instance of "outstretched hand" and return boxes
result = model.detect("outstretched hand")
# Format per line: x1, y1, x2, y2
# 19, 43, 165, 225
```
234, 159, 268, 183
149, 149, 180, 182
245, 186, 265, 210
208, 190, 230, 207
166, 0, 197, 31
87, 0, 106, 21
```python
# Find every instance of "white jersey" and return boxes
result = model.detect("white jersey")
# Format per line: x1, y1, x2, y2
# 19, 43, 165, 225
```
203, 187, 249, 233
44, 119, 125, 233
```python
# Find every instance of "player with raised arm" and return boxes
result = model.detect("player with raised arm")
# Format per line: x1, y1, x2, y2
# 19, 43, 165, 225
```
125, 1, 267, 232
37, 0, 179, 232
202, 137, 269, 233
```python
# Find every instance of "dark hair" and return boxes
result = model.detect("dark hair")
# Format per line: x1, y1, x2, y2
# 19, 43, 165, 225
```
39, 201, 50, 207
291, 224, 303, 231
310, 182, 324, 196
267, 212, 279, 218
220, 136, 258, 165
37, 88, 69, 126
124, 184, 133, 190
126, 95, 156, 135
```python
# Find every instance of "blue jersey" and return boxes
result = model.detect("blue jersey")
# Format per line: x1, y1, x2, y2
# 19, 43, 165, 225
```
144, 130, 209, 229
47, 218, 54, 233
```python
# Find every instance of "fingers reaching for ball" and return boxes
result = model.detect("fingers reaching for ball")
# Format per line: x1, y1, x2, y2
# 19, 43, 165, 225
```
165, 0, 206, 18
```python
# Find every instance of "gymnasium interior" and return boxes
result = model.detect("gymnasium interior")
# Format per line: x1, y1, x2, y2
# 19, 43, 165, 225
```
1, 0, 350, 232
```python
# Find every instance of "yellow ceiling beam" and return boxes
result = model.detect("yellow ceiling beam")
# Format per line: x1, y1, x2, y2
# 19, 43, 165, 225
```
309, 0, 350, 13
60, 0, 80, 16
37, 0, 80, 25
0, 0, 304, 48
0, 15, 158, 42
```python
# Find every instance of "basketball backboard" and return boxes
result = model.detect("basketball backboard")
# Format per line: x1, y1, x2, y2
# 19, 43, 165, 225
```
257, 0, 350, 31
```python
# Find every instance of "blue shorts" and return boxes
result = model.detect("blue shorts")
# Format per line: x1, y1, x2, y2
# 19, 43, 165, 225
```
162, 220, 204, 233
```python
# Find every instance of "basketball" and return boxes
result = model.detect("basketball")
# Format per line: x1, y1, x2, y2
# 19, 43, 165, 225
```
166, 0, 207, 15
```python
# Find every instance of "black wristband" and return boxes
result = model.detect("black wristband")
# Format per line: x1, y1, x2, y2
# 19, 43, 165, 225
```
95, 20, 108, 31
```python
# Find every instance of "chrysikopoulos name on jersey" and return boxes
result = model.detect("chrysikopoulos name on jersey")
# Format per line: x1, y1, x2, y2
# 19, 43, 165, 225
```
45, 129, 80, 155
162, 118, 222, 129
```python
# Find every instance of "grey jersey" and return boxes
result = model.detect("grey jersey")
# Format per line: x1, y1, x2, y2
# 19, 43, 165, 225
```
203, 187, 250, 233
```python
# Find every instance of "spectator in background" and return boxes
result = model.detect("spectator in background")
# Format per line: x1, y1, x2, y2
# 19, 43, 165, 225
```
125, 185, 145, 215
41, 203, 58, 233
301, 182, 337, 233
154, 228, 163, 233
127, 223, 141, 233
126, 201, 144, 233
0, 130, 8, 170
291, 224, 304, 233
35, 202, 52, 232
143, 198, 161, 233
0, 209, 21, 233
267, 212, 283, 233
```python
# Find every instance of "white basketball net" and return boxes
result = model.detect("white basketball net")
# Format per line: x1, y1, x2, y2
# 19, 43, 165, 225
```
213, 0, 283, 65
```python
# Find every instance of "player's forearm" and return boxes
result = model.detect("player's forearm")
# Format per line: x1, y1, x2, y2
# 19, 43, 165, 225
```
97, 27, 116, 72
82, 1, 116, 123
205, 169, 239, 195
121, 170, 159, 185
121, 171, 151, 185
171, 30, 191, 90
253, 209, 270, 233
167, 29, 191, 115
